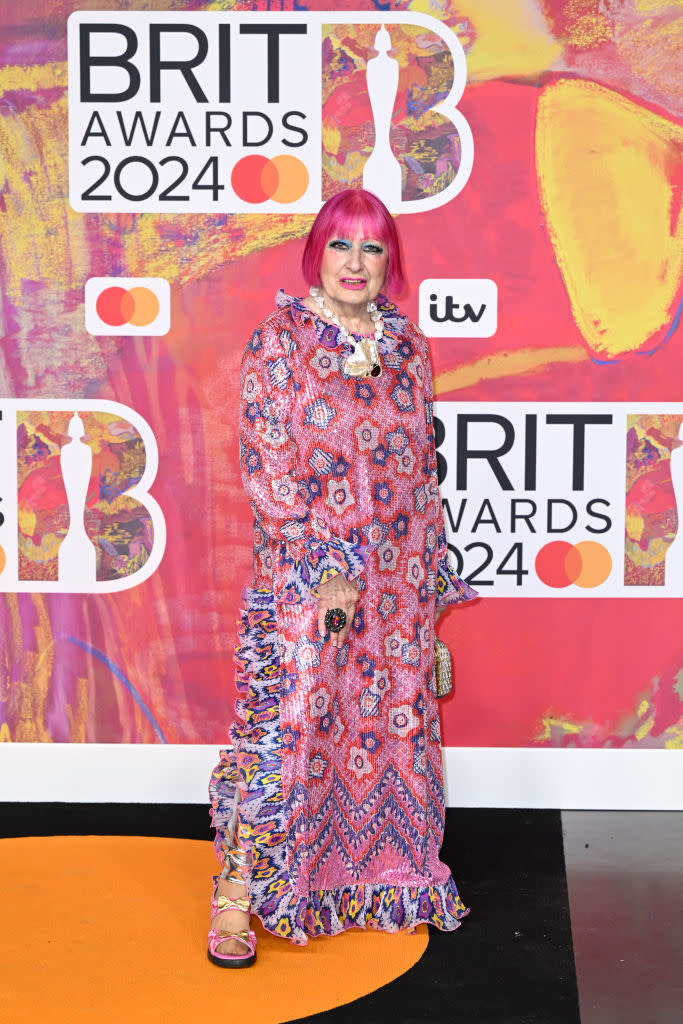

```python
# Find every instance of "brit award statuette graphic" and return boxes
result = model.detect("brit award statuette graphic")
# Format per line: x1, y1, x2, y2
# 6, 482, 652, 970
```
58, 412, 97, 587
362, 25, 401, 207
0, 400, 165, 593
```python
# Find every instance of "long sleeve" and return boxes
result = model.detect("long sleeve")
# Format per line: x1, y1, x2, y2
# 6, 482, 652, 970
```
419, 330, 478, 608
240, 317, 367, 605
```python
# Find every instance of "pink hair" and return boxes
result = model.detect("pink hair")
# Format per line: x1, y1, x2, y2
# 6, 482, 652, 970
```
302, 189, 405, 297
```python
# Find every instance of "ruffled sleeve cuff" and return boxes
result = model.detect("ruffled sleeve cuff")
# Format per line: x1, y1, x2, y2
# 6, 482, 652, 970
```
436, 555, 478, 607
274, 536, 368, 606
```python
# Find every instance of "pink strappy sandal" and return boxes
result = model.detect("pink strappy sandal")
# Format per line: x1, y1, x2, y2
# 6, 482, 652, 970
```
207, 891, 257, 968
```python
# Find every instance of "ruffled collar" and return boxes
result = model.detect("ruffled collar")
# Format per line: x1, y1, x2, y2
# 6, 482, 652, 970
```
276, 288, 407, 352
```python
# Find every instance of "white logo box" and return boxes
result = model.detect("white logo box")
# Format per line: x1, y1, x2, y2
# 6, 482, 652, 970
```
0, 399, 165, 592
434, 401, 683, 597
419, 278, 498, 338
85, 277, 170, 336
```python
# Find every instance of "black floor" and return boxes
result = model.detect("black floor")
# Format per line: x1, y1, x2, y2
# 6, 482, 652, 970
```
0, 805, 580, 1024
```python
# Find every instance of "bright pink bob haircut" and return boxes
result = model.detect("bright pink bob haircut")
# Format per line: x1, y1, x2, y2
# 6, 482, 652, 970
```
302, 189, 405, 297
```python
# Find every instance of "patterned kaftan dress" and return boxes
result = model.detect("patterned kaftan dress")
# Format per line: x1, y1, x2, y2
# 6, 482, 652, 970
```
209, 290, 477, 944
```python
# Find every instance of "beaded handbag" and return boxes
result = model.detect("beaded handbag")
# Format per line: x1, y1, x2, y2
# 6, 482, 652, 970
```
434, 638, 452, 698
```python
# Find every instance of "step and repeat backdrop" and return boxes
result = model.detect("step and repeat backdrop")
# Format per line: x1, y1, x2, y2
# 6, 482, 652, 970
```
1, 1, 682, 806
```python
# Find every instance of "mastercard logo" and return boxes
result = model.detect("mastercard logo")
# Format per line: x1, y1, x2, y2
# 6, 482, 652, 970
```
85, 278, 170, 336
535, 540, 612, 589
96, 286, 159, 328
231, 154, 309, 204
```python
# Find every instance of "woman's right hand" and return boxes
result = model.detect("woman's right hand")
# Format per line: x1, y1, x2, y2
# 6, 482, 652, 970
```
316, 575, 359, 648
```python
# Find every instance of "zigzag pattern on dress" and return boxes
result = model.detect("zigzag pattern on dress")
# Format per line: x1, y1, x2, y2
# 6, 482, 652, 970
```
284, 767, 431, 881
293, 818, 431, 883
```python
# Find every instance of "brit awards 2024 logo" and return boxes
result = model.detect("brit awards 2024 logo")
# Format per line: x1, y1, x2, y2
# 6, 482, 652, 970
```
434, 402, 683, 597
67, 10, 472, 214
0, 400, 165, 593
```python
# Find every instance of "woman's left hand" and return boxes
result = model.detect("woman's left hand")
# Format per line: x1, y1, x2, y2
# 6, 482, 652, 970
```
316, 575, 359, 649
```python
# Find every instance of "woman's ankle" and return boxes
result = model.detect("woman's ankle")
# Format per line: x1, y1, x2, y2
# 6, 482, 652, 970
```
217, 877, 248, 895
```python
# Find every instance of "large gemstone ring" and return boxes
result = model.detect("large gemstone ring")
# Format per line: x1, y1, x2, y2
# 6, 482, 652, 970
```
324, 607, 347, 633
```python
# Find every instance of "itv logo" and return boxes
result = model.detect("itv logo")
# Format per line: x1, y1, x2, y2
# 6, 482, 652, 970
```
419, 279, 498, 338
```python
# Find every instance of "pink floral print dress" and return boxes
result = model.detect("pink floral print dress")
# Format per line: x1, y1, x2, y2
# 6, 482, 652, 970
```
209, 291, 477, 944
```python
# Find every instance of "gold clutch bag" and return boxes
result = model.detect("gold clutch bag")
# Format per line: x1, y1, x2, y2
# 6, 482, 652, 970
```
434, 637, 452, 698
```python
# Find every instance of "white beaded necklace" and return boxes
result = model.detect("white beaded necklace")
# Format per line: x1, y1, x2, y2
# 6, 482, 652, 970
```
310, 286, 383, 378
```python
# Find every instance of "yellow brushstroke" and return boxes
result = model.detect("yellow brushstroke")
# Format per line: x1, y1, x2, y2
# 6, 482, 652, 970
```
66, 678, 89, 743
0, 723, 11, 742
635, 706, 655, 741
26, 596, 54, 743
409, 0, 562, 79
633, 0, 672, 11
433, 345, 586, 393
17, 504, 37, 540
536, 79, 683, 359
537, 716, 583, 742
18, 532, 62, 565
555, 0, 612, 49
626, 534, 672, 568
4, 594, 55, 742
322, 149, 366, 184
0, 62, 66, 92
664, 726, 683, 750
625, 511, 644, 543
323, 121, 342, 158
129, 207, 313, 292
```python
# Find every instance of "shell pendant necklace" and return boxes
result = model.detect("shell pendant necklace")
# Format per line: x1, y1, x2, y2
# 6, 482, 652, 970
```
310, 287, 383, 378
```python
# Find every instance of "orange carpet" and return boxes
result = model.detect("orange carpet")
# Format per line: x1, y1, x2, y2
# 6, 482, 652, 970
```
0, 835, 428, 1023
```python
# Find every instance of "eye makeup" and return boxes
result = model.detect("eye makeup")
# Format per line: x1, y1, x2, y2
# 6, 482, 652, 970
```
327, 238, 385, 255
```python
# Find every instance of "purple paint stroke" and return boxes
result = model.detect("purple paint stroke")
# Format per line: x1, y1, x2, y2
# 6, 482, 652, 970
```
63, 634, 167, 743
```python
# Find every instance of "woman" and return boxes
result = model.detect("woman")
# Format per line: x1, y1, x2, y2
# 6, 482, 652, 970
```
208, 188, 477, 967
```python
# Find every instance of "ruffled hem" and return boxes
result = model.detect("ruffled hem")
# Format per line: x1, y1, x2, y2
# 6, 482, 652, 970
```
274, 534, 368, 606
436, 555, 478, 606
208, 747, 239, 864
210, 869, 469, 945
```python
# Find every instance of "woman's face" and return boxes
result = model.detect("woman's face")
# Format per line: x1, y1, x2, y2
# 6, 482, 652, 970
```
318, 228, 389, 309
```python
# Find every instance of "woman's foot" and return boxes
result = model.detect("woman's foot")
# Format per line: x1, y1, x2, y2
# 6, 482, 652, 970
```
212, 878, 252, 956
